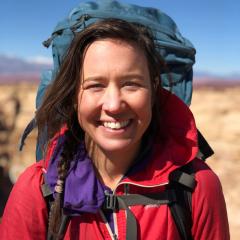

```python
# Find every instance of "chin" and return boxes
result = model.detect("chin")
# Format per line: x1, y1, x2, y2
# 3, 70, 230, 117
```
97, 139, 140, 155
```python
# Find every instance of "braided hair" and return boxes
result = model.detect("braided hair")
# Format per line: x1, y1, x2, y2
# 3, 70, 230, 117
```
47, 115, 82, 238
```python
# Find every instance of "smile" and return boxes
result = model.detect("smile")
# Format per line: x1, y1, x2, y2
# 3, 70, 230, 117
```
102, 120, 130, 130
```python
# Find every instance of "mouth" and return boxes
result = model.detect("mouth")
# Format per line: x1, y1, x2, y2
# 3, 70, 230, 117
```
101, 120, 131, 130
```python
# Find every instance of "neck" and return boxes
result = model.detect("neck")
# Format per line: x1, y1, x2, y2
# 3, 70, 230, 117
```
85, 138, 140, 190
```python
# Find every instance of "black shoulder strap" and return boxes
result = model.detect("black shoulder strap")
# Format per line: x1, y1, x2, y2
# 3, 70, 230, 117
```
41, 174, 71, 240
103, 189, 177, 240
168, 162, 196, 240
47, 213, 71, 240
197, 129, 214, 160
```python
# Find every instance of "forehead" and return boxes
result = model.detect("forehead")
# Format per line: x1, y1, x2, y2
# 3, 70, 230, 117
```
81, 38, 149, 78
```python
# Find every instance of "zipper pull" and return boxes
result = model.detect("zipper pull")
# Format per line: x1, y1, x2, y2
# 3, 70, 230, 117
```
113, 233, 118, 240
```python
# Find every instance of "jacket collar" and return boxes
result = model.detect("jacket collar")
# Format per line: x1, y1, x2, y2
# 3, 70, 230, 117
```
120, 88, 198, 187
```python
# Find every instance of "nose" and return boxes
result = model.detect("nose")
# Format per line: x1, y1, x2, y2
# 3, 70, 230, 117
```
102, 85, 124, 113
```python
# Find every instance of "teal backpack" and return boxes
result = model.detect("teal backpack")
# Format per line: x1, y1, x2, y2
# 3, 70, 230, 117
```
20, 0, 202, 160
19, 1, 214, 239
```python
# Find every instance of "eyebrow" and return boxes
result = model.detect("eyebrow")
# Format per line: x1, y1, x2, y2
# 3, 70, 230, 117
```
83, 76, 106, 83
83, 73, 145, 82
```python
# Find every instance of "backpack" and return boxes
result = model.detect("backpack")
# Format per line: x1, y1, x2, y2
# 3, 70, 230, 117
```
20, 0, 214, 239
19, 0, 213, 161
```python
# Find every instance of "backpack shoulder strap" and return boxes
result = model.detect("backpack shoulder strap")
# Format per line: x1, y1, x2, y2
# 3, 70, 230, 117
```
197, 129, 214, 160
41, 174, 71, 240
168, 161, 196, 240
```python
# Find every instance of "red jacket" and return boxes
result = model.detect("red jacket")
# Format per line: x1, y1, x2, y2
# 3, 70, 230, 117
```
0, 92, 230, 240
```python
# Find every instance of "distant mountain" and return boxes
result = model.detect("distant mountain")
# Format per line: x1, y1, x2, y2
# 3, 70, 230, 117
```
193, 71, 240, 88
0, 55, 239, 86
0, 73, 40, 84
194, 71, 240, 80
0, 54, 52, 75
0, 54, 52, 84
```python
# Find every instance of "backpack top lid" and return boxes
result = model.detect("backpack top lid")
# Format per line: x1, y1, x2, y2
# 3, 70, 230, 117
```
39, 0, 196, 108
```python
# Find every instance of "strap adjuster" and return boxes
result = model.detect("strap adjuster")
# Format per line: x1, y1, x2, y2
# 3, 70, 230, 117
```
104, 192, 118, 210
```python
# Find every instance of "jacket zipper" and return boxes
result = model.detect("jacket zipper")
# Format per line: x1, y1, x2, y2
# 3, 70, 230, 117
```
100, 181, 169, 239
113, 211, 119, 240
99, 210, 118, 240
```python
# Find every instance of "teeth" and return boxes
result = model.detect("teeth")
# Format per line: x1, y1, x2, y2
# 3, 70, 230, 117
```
103, 120, 129, 129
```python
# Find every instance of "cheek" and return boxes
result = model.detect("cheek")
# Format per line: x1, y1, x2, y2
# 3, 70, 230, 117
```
77, 92, 100, 128
77, 92, 90, 129
132, 91, 152, 124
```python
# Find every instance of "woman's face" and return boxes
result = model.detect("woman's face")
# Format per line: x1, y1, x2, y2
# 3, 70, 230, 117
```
77, 39, 152, 156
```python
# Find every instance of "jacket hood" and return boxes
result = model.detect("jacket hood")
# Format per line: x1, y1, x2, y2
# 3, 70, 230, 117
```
121, 88, 198, 186
44, 89, 198, 213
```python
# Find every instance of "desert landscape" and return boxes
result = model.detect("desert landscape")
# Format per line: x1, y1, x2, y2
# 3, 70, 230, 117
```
0, 81, 239, 239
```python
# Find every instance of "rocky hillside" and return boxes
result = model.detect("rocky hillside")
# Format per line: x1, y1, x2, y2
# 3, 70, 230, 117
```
0, 83, 239, 238
190, 86, 240, 239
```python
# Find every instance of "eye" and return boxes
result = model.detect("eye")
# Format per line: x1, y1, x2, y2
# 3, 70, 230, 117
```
83, 83, 105, 91
123, 81, 141, 90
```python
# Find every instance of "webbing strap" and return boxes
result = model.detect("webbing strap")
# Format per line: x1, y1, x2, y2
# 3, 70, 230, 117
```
118, 190, 176, 207
41, 183, 53, 197
42, 175, 71, 240
168, 187, 193, 240
41, 174, 53, 197
117, 197, 137, 240
57, 214, 71, 239
197, 129, 214, 160
103, 190, 177, 240
103, 190, 176, 210
169, 170, 196, 190
47, 213, 71, 240
168, 162, 195, 240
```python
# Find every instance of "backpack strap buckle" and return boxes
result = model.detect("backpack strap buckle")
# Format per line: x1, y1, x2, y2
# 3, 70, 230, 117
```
104, 191, 118, 210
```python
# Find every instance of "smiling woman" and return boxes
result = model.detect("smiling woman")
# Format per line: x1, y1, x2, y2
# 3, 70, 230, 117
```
78, 39, 152, 186
0, 18, 229, 240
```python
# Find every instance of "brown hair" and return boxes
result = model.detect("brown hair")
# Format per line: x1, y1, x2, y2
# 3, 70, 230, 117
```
36, 18, 167, 237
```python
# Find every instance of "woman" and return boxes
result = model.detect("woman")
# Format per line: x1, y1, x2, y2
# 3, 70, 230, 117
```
0, 19, 229, 240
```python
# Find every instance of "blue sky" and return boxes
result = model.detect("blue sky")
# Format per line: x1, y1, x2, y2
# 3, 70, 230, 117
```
0, 0, 239, 76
